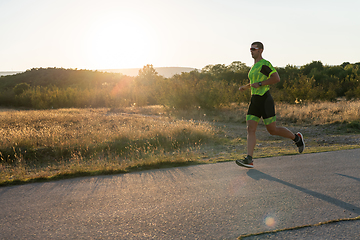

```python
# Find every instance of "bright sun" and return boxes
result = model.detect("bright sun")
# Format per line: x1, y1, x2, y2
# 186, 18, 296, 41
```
84, 15, 153, 69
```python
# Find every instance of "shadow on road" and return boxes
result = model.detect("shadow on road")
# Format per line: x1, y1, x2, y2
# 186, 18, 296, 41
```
246, 169, 360, 215
336, 173, 360, 182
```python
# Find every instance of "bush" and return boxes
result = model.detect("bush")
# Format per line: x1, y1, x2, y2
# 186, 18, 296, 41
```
2, 62, 360, 110
13, 83, 30, 95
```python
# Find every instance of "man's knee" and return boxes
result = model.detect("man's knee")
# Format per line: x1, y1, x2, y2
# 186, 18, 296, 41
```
266, 125, 277, 135
247, 125, 257, 133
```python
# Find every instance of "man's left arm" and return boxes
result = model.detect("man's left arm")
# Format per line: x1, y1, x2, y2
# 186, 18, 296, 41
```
252, 72, 280, 88
251, 65, 280, 88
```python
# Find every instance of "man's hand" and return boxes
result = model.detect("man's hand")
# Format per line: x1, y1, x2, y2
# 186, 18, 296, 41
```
251, 82, 261, 88
239, 83, 251, 91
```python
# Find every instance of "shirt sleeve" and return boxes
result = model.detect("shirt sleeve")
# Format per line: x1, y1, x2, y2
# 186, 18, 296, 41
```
260, 63, 277, 78
260, 65, 271, 77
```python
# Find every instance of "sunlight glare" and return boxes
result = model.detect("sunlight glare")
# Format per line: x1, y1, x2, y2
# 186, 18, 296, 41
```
84, 15, 153, 69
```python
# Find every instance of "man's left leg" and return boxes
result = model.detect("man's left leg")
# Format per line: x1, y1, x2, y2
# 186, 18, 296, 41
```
266, 121, 295, 140
266, 121, 305, 153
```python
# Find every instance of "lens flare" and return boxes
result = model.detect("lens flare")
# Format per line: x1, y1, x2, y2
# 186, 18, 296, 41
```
110, 76, 132, 97
264, 215, 277, 228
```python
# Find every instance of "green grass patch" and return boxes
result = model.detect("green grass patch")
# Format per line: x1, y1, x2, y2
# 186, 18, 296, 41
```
338, 120, 360, 133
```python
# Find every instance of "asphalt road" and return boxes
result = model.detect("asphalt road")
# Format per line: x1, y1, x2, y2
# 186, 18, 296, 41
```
1, 149, 359, 239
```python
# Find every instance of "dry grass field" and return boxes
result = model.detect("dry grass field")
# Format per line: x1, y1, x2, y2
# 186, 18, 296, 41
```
1, 101, 360, 186
276, 100, 360, 125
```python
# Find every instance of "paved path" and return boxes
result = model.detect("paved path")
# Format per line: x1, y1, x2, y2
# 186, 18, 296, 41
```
1, 149, 359, 239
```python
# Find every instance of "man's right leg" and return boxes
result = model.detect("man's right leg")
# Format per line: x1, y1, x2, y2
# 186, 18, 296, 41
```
236, 120, 258, 168
247, 120, 258, 157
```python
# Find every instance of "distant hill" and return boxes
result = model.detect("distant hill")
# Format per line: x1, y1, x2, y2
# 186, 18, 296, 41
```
0, 67, 197, 90
0, 67, 196, 79
0, 71, 23, 77
0, 68, 125, 90
101, 67, 197, 78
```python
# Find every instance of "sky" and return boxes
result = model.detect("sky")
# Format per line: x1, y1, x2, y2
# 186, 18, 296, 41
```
1, 0, 360, 71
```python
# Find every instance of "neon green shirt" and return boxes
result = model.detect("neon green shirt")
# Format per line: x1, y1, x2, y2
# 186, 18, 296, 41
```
248, 59, 277, 96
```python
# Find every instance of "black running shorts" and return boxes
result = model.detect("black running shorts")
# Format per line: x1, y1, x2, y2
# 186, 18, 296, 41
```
246, 91, 276, 125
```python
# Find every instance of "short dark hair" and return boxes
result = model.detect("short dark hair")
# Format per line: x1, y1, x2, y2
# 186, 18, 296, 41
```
252, 41, 264, 50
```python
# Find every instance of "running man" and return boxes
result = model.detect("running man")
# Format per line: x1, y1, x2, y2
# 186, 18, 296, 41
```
236, 41, 305, 168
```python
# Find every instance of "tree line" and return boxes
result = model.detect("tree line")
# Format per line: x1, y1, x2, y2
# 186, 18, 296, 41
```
0, 61, 359, 110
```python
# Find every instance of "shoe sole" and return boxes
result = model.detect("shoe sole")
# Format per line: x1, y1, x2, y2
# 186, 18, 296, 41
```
235, 160, 254, 168
297, 132, 305, 153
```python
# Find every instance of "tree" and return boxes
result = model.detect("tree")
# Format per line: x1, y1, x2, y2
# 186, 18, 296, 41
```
300, 61, 324, 76
137, 64, 158, 86
228, 61, 249, 72
135, 64, 163, 105
13, 83, 30, 95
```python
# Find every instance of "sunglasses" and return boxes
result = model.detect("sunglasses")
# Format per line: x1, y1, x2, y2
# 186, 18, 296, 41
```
250, 47, 259, 51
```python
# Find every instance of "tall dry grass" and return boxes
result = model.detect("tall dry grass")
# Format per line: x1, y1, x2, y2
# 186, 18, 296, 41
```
276, 100, 360, 125
1, 100, 360, 185
0, 107, 218, 184
0, 107, 217, 160
172, 100, 360, 125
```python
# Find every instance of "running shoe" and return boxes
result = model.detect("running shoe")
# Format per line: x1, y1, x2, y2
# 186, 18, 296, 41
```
235, 157, 254, 168
295, 132, 305, 153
